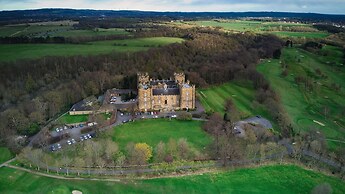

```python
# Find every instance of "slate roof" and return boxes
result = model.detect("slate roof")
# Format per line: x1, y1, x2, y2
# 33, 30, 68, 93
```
152, 88, 180, 96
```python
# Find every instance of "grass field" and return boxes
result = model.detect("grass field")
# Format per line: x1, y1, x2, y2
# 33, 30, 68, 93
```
0, 147, 13, 164
270, 31, 329, 38
0, 37, 184, 62
112, 119, 212, 151
257, 46, 345, 150
1, 165, 344, 193
0, 25, 72, 37
57, 114, 89, 124
192, 20, 329, 38
197, 81, 276, 128
52, 28, 130, 37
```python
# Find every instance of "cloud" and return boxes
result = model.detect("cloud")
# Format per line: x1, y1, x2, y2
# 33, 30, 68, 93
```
0, 0, 345, 14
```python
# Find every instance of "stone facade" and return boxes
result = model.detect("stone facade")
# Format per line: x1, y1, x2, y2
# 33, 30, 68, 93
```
137, 73, 195, 112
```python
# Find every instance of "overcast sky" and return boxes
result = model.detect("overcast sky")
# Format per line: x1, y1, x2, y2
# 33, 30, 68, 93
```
1, 0, 345, 14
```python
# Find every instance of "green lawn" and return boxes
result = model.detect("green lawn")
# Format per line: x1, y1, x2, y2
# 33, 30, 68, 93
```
257, 46, 345, 150
0, 147, 13, 164
57, 114, 89, 124
0, 37, 184, 62
1, 165, 344, 193
112, 119, 212, 151
197, 81, 276, 128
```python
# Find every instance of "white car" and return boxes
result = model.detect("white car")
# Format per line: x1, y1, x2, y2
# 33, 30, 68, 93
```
55, 128, 60, 132
57, 143, 62, 149
171, 115, 177, 118
71, 139, 76, 144
67, 140, 72, 145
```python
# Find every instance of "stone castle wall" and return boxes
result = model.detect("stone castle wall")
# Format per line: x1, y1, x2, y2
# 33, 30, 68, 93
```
137, 73, 195, 111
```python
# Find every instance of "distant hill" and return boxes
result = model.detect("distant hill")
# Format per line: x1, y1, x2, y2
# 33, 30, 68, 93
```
0, 8, 345, 24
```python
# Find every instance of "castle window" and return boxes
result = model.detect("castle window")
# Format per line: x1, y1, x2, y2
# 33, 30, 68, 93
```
165, 100, 168, 105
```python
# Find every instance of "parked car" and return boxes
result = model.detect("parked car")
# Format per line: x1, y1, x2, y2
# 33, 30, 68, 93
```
71, 139, 76, 144
79, 136, 84, 141
67, 140, 72, 145
171, 115, 177, 118
50, 145, 56, 151
57, 143, 62, 149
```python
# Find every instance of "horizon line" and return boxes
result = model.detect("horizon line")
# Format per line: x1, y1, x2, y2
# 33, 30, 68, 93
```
1, 8, 345, 16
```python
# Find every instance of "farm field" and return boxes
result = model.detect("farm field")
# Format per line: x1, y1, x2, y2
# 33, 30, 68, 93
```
270, 31, 329, 38
192, 20, 329, 38
0, 25, 72, 37
0, 147, 13, 164
197, 81, 276, 128
0, 165, 344, 193
0, 37, 184, 62
52, 28, 130, 37
257, 46, 345, 150
112, 119, 212, 151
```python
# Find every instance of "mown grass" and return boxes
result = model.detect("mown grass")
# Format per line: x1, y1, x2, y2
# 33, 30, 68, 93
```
57, 114, 89, 124
0, 147, 13, 164
257, 46, 345, 150
112, 119, 212, 151
0, 37, 184, 62
0, 165, 344, 194
197, 81, 277, 129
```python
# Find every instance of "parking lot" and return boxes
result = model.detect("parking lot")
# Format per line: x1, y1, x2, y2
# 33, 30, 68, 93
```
47, 110, 182, 152
48, 122, 98, 152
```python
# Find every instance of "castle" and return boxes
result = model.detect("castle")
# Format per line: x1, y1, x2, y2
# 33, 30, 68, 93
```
137, 73, 195, 112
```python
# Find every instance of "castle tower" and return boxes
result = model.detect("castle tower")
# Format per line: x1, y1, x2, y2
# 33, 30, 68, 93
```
180, 82, 195, 110
137, 72, 150, 85
137, 72, 152, 112
174, 72, 185, 84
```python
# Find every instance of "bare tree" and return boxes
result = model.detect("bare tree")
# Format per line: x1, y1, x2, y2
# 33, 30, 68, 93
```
177, 138, 190, 160
74, 158, 85, 176
154, 141, 166, 163
31, 149, 43, 171
61, 156, 72, 175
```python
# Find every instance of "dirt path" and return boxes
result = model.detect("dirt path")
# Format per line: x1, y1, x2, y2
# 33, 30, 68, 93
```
5, 164, 122, 182
0, 158, 16, 168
